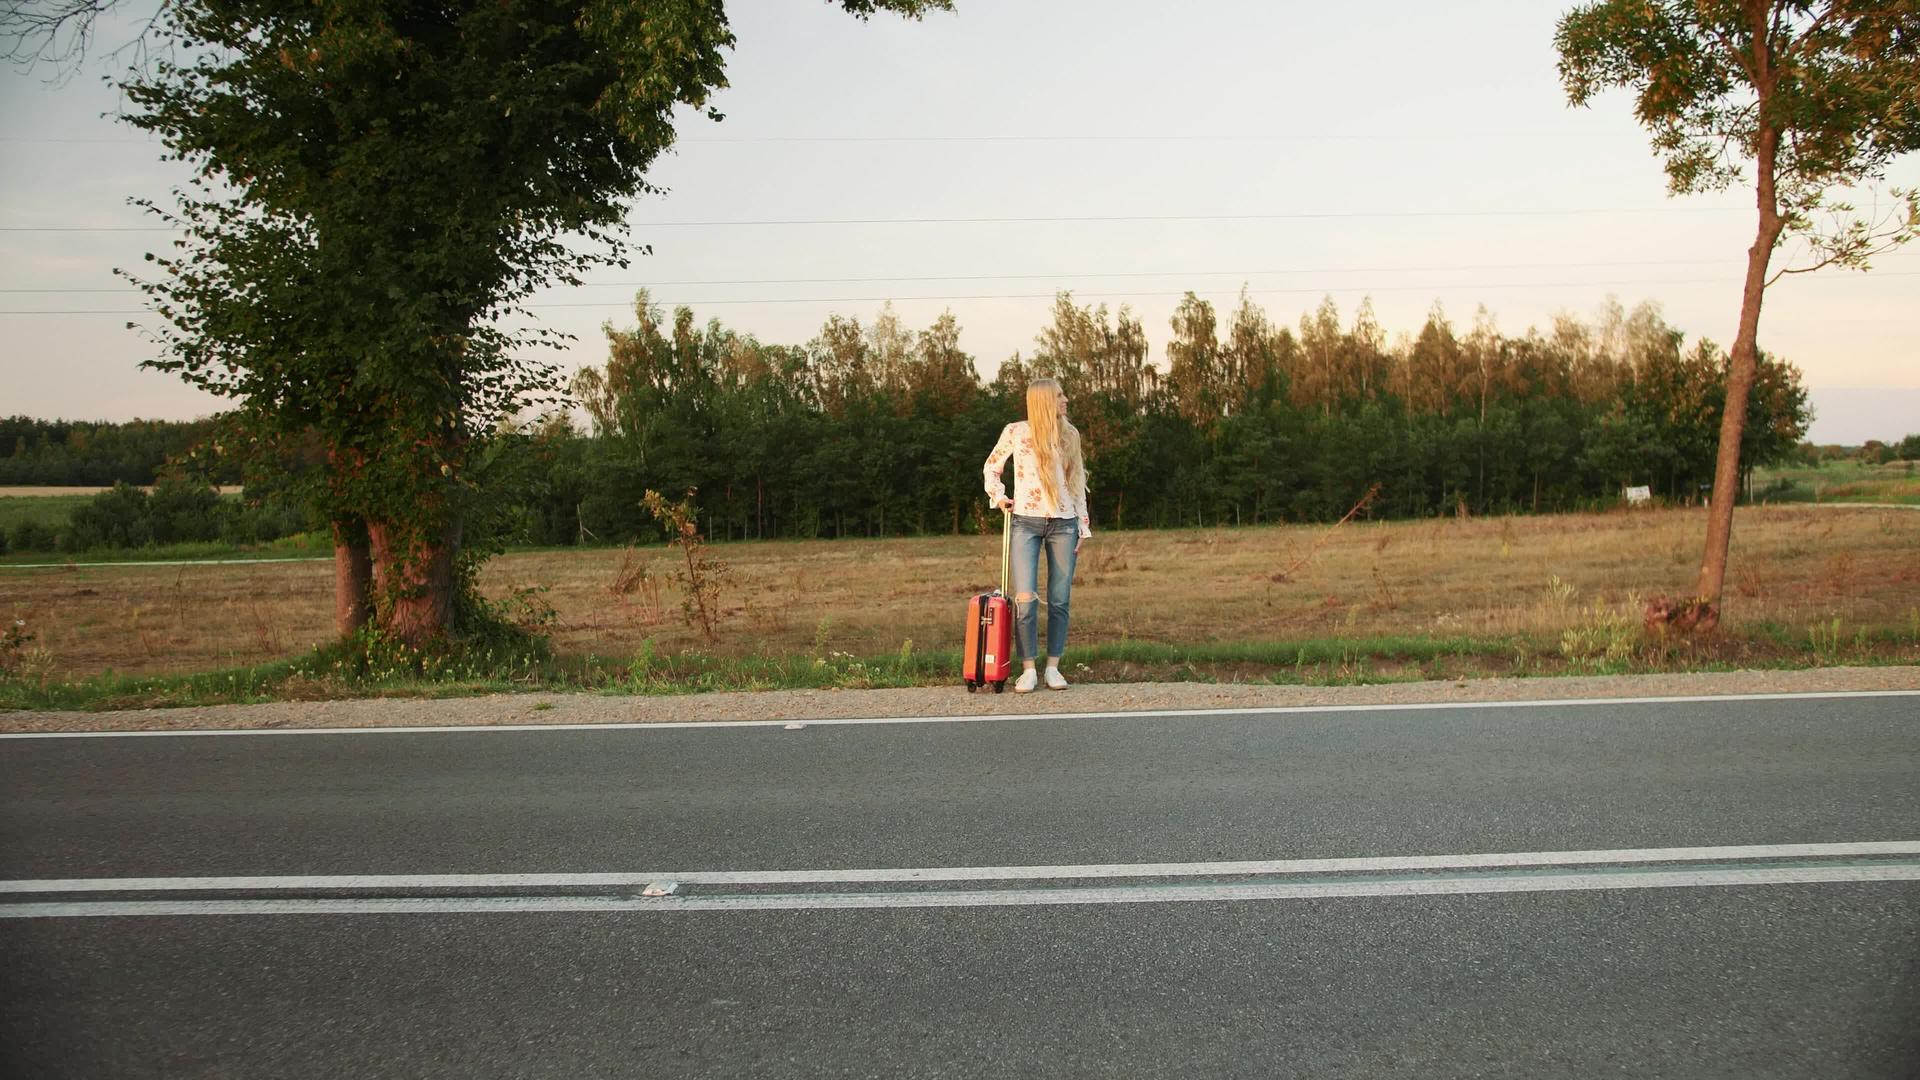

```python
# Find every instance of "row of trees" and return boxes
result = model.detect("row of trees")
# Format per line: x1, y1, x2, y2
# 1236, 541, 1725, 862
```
1793, 435, 1920, 466
1, 480, 311, 555
0, 418, 240, 486
483, 290, 1810, 546
7, 0, 1909, 640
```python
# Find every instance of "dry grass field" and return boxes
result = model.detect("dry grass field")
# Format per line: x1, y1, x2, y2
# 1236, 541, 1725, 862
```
3, 503, 1915, 682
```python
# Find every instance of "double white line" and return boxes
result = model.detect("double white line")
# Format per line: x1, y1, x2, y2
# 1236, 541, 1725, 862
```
5, 842, 1917, 918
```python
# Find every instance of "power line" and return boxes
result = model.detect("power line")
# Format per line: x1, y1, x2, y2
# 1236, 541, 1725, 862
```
6, 271, 1915, 316
0, 257, 1761, 293
678, 132, 1645, 143
529, 273, 1920, 307
639, 207, 1740, 227
0, 205, 1747, 234
0, 131, 1643, 145
10, 253, 1917, 294
0, 226, 174, 232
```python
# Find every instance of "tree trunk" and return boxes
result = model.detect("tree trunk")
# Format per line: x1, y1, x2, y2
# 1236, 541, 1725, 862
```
332, 517, 373, 637
368, 516, 462, 646
1694, 122, 1784, 617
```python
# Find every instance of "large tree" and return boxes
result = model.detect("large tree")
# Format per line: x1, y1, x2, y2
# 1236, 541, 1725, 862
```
6, 0, 951, 643
1556, 0, 1920, 627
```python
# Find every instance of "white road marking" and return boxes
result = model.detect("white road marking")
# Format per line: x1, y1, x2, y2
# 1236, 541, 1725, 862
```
5, 841, 1916, 894
5, 863, 1915, 919
1, 689, 1913, 739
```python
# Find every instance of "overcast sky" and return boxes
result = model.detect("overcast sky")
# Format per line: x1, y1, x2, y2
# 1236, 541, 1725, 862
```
3, 0, 1916, 443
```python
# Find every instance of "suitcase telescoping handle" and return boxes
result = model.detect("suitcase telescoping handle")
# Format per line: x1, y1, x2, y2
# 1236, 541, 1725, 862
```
999, 507, 1012, 597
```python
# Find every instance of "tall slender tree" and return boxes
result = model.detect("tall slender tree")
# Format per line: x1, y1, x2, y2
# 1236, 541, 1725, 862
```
1557, 0, 1920, 627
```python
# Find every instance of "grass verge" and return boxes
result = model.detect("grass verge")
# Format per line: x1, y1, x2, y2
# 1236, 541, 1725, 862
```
4, 631, 1915, 712
1752, 461, 1920, 506
0, 532, 331, 566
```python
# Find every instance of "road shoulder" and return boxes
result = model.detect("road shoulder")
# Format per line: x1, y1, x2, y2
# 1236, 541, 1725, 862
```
2, 664, 1915, 734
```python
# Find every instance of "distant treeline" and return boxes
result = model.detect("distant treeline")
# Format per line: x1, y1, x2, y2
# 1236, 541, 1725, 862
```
0, 417, 241, 486
1815, 435, 1920, 465
483, 291, 1814, 545
7, 290, 1837, 551
0, 480, 314, 556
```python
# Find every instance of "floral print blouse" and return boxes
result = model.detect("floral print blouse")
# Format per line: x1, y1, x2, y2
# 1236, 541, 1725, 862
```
983, 421, 1093, 539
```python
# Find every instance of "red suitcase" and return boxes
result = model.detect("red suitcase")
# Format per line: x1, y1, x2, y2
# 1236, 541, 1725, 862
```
963, 510, 1014, 693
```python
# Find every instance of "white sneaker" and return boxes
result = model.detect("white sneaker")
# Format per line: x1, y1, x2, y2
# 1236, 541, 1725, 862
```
1013, 669, 1038, 694
1044, 667, 1069, 690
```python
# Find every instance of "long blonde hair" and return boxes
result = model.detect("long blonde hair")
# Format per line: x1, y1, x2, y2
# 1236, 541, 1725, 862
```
1025, 378, 1087, 512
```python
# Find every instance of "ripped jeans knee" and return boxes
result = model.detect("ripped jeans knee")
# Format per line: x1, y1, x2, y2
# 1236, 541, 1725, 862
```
1013, 592, 1039, 661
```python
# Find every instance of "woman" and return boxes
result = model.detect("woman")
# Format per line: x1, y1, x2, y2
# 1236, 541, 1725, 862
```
982, 377, 1091, 692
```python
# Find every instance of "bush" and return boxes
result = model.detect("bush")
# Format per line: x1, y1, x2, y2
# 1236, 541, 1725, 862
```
20, 478, 318, 554
65, 483, 154, 550
219, 499, 312, 545
148, 476, 223, 544
9, 520, 59, 554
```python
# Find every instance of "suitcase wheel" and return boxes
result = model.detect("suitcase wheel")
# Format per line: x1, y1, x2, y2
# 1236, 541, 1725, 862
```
965, 681, 977, 693
993, 680, 1005, 693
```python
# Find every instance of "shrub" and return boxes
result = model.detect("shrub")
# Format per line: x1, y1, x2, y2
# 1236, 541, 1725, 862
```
642, 488, 731, 642
65, 483, 154, 550
147, 476, 223, 544
9, 520, 58, 553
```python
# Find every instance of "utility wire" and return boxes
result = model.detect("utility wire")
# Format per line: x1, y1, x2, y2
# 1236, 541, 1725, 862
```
0, 204, 1748, 233
0, 131, 1643, 145
6, 271, 1915, 316
10, 254, 1915, 293
676, 133, 1645, 144
0, 257, 1763, 292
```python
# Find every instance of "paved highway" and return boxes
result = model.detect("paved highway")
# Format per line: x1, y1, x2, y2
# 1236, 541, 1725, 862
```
3, 691, 1917, 1077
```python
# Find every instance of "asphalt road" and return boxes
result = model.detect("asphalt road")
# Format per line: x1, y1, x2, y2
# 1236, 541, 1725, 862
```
3, 692, 1918, 1078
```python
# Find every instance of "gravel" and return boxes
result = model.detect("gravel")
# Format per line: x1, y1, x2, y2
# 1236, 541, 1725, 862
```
2, 665, 1914, 734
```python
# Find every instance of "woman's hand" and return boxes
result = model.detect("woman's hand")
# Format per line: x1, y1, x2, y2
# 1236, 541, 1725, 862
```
997, 497, 1014, 511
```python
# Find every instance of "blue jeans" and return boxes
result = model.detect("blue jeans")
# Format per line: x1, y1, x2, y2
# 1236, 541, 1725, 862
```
1009, 514, 1078, 661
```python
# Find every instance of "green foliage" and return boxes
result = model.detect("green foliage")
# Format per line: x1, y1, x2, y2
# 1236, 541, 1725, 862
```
6, 519, 61, 554
63, 483, 154, 551
8, 481, 314, 554
330, 615, 553, 686
1752, 457, 1920, 504
111, 0, 950, 640
0, 494, 89, 534
1559, 599, 1643, 673
518, 294, 1813, 541
1557, 2, 1920, 608
0, 416, 238, 486
1556, 1, 1920, 266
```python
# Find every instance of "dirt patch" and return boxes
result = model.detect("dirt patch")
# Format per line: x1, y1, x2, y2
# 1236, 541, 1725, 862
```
4, 665, 1914, 735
